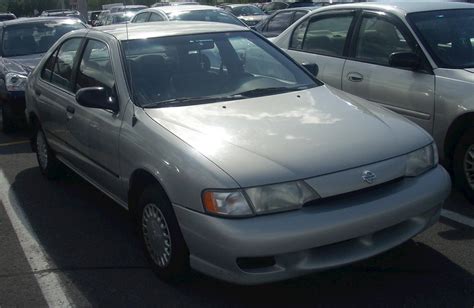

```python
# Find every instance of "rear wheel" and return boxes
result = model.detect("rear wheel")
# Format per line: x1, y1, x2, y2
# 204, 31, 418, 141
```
137, 186, 190, 281
453, 127, 474, 204
1, 103, 15, 133
35, 127, 62, 180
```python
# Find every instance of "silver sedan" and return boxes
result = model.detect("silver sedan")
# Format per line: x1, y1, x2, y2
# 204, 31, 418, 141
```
25, 22, 451, 285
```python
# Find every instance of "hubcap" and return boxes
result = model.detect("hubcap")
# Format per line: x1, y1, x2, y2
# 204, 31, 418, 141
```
142, 203, 172, 268
465, 144, 474, 190
36, 132, 48, 170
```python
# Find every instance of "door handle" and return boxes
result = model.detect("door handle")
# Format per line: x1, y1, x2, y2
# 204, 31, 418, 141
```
66, 106, 75, 114
35, 89, 41, 96
347, 72, 364, 82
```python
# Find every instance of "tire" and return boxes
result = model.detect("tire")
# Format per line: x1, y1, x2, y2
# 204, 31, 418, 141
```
137, 186, 190, 281
453, 127, 474, 204
1, 103, 15, 133
34, 126, 62, 180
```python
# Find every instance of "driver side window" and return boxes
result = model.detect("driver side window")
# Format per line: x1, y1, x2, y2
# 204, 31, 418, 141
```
355, 16, 414, 65
48, 38, 82, 91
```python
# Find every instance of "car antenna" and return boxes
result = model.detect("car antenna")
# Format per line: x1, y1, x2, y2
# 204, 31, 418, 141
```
124, 1, 138, 127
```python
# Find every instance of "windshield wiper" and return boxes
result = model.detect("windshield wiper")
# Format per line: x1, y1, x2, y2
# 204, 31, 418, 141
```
233, 86, 308, 98
142, 95, 241, 108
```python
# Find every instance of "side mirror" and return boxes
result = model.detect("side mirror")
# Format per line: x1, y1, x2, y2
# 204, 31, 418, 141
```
302, 62, 319, 77
76, 87, 118, 112
389, 52, 420, 70
250, 26, 257, 31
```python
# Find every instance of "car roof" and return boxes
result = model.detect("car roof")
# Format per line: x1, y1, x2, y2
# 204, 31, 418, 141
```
95, 21, 247, 40
225, 4, 259, 8
315, 2, 474, 15
148, 5, 224, 14
0, 17, 83, 27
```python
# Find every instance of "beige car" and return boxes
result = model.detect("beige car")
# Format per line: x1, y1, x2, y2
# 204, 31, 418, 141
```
273, 2, 474, 203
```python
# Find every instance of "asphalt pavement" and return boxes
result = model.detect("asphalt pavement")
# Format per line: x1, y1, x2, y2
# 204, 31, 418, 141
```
0, 126, 473, 307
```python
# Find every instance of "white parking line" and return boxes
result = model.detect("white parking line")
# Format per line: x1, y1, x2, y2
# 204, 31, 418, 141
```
0, 170, 84, 307
441, 209, 474, 228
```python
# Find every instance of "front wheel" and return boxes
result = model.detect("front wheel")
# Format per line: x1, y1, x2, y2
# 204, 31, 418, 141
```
453, 127, 474, 204
35, 127, 62, 180
137, 186, 190, 281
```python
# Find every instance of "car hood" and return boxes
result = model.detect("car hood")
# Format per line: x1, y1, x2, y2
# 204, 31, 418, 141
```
1, 54, 44, 75
145, 86, 432, 187
435, 68, 474, 84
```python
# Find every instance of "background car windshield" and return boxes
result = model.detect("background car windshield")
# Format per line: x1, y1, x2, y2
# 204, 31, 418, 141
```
233, 6, 264, 16
409, 9, 474, 68
2, 21, 84, 57
167, 10, 243, 25
124, 31, 317, 107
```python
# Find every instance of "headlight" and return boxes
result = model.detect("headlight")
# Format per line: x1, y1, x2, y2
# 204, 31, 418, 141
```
202, 181, 320, 217
5, 73, 28, 91
202, 191, 253, 217
405, 143, 438, 177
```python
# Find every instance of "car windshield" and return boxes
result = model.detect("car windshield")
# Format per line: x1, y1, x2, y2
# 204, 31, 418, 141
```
1, 20, 84, 57
232, 6, 264, 16
167, 10, 243, 25
124, 31, 318, 107
409, 9, 474, 69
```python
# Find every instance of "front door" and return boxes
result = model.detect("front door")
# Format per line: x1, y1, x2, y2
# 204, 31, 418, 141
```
68, 38, 122, 194
342, 11, 435, 133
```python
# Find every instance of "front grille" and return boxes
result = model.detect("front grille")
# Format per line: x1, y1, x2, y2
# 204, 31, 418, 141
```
304, 177, 404, 207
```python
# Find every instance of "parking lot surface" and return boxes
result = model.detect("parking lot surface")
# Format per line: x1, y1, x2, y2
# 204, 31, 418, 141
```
0, 125, 473, 307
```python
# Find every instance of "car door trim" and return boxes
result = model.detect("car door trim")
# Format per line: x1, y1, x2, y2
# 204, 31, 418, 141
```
56, 153, 128, 209
378, 102, 431, 120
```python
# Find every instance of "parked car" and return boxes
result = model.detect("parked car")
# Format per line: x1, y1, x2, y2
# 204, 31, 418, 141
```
25, 21, 450, 284
102, 12, 135, 25
261, 2, 289, 15
262, 1, 328, 15
131, 5, 246, 26
94, 10, 110, 26
219, 4, 267, 26
273, 2, 474, 203
0, 17, 86, 132
255, 7, 316, 38
0, 13, 16, 21
110, 5, 148, 13
40, 9, 86, 23
88, 10, 105, 26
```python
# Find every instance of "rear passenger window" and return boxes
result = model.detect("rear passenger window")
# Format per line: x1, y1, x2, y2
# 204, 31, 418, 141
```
290, 19, 309, 50
355, 16, 414, 65
75, 40, 115, 95
50, 38, 82, 91
149, 13, 164, 22
298, 15, 353, 56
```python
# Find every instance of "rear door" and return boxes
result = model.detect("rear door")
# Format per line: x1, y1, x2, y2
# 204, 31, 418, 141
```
342, 11, 435, 133
285, 10, 357, 88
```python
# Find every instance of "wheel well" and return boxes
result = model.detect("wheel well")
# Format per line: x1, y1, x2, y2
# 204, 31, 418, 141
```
128, 169, 169, 220
444, 112, 474, 166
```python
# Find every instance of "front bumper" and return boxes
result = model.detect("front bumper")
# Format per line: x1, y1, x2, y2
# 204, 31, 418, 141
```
174, 166, 451, 285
